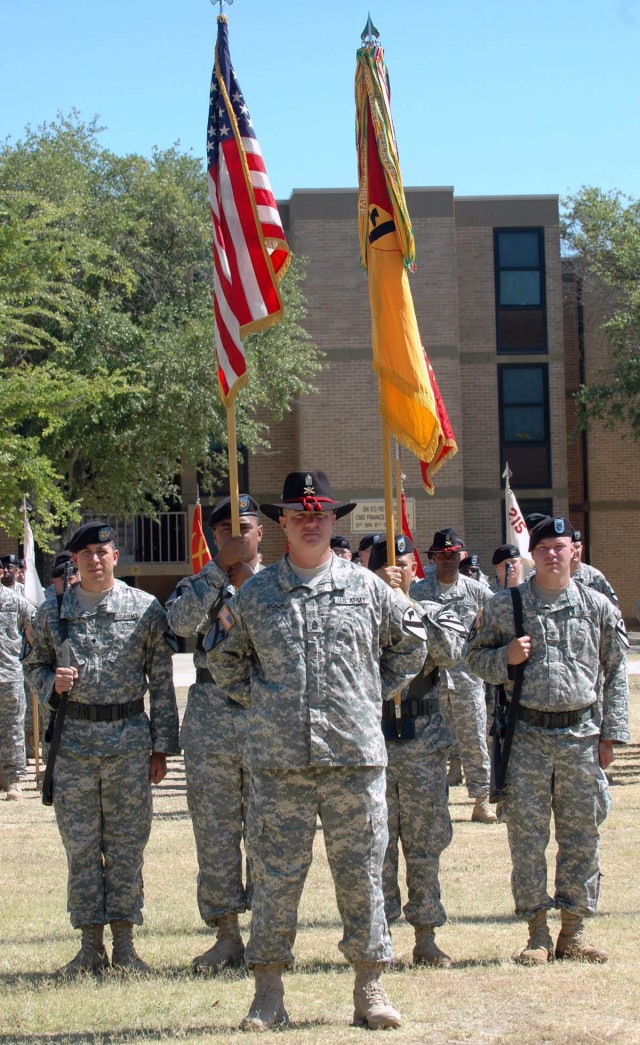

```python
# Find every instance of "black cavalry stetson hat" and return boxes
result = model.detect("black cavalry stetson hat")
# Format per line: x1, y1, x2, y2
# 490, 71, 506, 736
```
427, 527, 465, 554
260, 471, 356, 522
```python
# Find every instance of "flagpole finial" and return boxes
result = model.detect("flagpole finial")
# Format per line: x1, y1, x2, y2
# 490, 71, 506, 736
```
361, 13, 380, 45
502, 462, 512, 481
211, 0, 233, 10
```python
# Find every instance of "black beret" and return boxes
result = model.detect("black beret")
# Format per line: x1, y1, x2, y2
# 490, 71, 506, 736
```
209, 494, 259, 528
491, 544, 521, 566
51, 551, 77, 579
524, 512, 548, 531
368, 534, 415, 573
330, 535, 351, 551
0, 554, 20, 567
572, 529, 582, 543
358, 533, 382, 552
68, 523, 116, 552
529, 517, 575, 553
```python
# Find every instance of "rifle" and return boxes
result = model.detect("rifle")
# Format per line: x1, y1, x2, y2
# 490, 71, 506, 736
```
42, 561, 73, 806
489, 584, 526, 803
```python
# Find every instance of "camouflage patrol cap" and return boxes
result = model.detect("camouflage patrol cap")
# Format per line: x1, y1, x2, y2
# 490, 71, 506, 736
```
68, 523, 116, 552
208, 494, 259, 528
368, 534, 415, 573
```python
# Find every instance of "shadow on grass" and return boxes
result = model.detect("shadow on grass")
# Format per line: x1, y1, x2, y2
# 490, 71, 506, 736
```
0, 1016, 337, 1043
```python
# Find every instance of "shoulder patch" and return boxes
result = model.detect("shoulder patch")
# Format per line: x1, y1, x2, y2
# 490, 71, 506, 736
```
615, 617, 629, 649
437, 610, 468, 636
218, 604, 236, 633
402, 606, 428, 641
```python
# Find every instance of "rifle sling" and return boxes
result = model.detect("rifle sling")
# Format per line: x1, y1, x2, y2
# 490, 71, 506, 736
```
495, 586, 526, 796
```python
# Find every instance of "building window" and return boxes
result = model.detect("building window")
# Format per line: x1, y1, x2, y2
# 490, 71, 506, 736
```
495, 228, 546, 352
499, 364, 550, 487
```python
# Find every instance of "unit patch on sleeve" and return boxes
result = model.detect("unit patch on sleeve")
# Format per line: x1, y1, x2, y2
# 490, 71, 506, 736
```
402, 606, 428, 641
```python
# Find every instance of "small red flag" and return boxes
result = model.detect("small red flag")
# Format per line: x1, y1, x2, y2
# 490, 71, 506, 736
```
401, 490, 425, 580
191, 503, 212, 575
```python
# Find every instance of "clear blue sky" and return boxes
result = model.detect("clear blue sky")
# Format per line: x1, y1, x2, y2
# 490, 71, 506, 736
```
2, 0, 638, 203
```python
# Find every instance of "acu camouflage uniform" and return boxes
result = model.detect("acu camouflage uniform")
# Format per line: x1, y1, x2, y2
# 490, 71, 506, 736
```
465, 578, 629, 920
22, 581, 179, 928
207, 554, 426, 968
411, 572, 494, 798
166, 560, 252, 924
572, 562, 618, 607
382, 601, 466, 930
0, 585, 35, 786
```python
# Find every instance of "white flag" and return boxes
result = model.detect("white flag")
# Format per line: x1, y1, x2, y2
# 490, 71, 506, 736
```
505, 485, 533, 565
23, 504, 46, 607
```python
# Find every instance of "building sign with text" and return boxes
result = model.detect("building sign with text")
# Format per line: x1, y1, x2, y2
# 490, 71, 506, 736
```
352, 499, 416, 534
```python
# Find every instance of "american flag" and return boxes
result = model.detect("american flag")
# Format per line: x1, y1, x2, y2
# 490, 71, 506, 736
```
208, 15, 290, 403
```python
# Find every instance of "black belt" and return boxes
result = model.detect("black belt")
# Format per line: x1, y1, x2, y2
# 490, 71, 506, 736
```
196, 667, 213, 684
49, 695, 145, 723
382, 696, 440, 721
517, 703, 596, 729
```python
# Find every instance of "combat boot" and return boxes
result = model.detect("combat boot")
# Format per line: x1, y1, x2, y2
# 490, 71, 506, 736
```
515, 910, 554, 965
555, 910, 608, 963
192, 911, 245, 974
447, 757, 463, 786
54, 924, 109, 978
6, 781, 22, 801
240, 962, 289, 1031
110, 920, 151, 973
412, 926, 452, 968
471, 796, 498, 824
352, 961, 401, 1029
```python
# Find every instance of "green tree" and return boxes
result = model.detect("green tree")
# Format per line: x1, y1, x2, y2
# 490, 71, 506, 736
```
0, 114, 321, 545
562, 187, 640, 436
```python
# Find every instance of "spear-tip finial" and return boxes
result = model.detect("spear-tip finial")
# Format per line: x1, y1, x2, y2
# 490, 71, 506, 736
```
361, 13, 380, 45
211, 0, 234, 10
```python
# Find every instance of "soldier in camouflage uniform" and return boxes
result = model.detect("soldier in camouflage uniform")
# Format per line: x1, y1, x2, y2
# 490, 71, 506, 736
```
369, 535, 467, 968
207, 471, 427, 1032
23, 523, 179, 977
411, 528, 497, 823
465, 517, 630, 965
166, 494, 262, 973
570, 530, 619, 606
0, 577, 36, 800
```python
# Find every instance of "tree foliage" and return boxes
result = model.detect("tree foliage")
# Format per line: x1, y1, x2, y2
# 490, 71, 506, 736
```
562, 187, 640, 437
0, 114, 321, 545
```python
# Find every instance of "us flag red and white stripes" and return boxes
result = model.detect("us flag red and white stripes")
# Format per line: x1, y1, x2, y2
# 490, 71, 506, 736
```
208, 15, 290, 403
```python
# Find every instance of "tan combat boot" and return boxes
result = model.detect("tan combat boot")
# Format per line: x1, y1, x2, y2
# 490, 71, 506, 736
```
352, 961, 401, 1029
54, 924, 109, 978
110, 921, 151, 973
193, 911, 245, 974
447, 757, 463, 786
240, 962, 289, 1032
555, 910, 608, 963
413, 926, 452, 968
516, 910, 554, 965
6, 781, 22, 802
471, 796, 498, 824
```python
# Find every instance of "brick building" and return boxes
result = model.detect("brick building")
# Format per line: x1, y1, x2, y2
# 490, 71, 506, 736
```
3, 187, 637, 621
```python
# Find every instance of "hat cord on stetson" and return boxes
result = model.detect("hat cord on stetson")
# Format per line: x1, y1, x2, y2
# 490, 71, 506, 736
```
283, 496, 335, 512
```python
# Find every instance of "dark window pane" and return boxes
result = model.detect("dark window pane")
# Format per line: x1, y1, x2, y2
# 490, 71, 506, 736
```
502, 444, 549, 485
497, 308, 546, 351
498, 231, 540, 268
502, 367, 544, 405
503, 406, 546, 442
499, 271, 541, 306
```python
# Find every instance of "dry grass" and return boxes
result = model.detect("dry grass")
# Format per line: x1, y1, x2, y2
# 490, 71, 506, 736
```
1, 679, 640, 1044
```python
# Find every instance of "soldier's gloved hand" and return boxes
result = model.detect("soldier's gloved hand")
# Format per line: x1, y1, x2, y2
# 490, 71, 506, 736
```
215, 536, 254, 571
54, 666, 78, 694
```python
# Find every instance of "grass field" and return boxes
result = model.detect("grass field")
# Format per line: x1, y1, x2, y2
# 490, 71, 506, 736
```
1, 678, 639, 1044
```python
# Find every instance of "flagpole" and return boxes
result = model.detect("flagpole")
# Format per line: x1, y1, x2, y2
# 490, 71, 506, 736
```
502, 462, 512, 539
32, 694, 40, 786
395, 444, 403, 534
382, 419, 396, 566
227, 404, 241, 536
